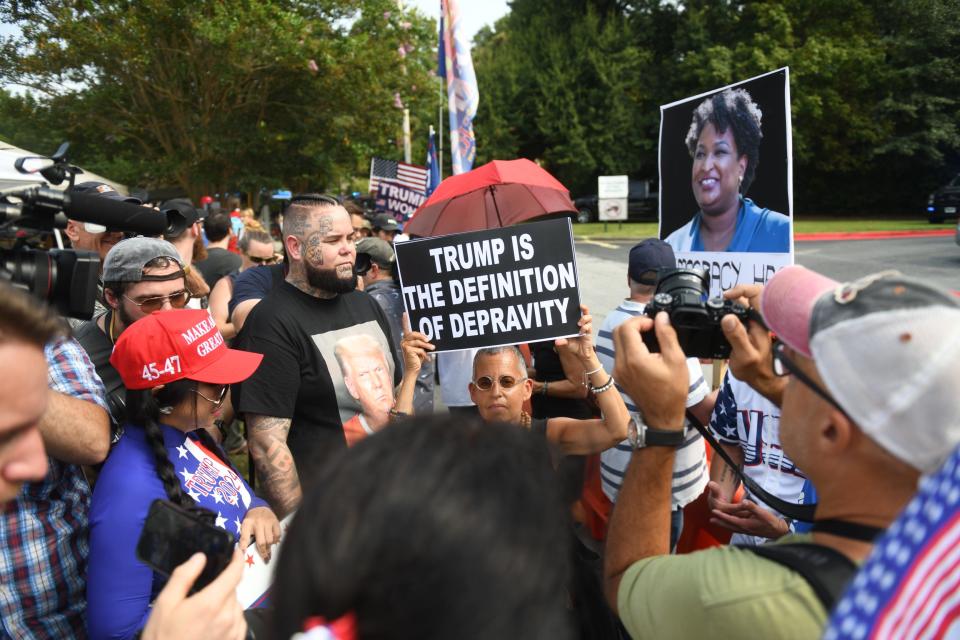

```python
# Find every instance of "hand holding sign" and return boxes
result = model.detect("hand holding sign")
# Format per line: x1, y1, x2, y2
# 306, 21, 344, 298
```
238, 506, 281, 564
554, 304, 595, 365
400, 313, 435, 375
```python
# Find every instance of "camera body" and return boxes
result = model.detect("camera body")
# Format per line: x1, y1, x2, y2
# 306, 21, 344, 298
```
642, 268, 749, 359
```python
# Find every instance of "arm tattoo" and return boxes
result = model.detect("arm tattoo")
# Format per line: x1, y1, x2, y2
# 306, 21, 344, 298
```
247, 414, 302, 517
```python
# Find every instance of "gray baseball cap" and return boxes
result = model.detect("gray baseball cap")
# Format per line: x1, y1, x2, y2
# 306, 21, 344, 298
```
102, 237, 184, 283
356, 237, 396, 267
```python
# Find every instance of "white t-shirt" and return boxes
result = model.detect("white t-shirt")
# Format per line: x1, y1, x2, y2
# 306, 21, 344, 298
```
596, 299, 710, 508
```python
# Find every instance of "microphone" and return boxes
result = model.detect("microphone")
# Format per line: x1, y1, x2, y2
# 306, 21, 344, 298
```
62, 191, 187, 237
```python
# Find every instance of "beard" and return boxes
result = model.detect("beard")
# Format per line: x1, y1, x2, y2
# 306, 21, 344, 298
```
305, 260, 357, 294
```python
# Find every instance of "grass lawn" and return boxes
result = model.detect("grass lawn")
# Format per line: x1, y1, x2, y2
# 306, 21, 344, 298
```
572, 218, 948, 239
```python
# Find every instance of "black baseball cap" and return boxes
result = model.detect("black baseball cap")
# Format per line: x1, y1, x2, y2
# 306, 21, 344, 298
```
628, 239, 675, 285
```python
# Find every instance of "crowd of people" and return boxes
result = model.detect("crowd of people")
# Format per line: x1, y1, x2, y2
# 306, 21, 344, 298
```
2, 182, 960, 640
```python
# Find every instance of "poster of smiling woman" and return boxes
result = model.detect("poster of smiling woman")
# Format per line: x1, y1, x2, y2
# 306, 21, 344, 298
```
658, 68, 794, 297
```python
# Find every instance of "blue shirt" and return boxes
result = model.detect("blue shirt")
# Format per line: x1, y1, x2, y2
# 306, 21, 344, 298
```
665, 197, 791, 253
87, 423, 267, 639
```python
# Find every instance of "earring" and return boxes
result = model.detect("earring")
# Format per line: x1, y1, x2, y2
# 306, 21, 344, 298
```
158, 406, 173, 415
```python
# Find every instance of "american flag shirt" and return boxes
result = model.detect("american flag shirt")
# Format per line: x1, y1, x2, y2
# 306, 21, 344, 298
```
0, 336, 108, 640
824, 445, 960, 640
87, 423, 268, 639
709, 370, 816, 545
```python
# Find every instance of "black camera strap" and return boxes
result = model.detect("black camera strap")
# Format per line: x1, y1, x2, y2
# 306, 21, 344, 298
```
686, 409, 818, 523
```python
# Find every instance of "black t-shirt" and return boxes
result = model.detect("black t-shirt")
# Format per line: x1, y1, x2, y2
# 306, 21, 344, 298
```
233, 281, 401, 471
196, 247, 242, 288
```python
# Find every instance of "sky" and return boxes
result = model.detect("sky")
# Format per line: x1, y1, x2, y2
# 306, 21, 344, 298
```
405, 0, 511, 43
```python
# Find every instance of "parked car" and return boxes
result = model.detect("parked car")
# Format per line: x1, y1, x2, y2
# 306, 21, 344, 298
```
574, 179, 658, 223
927, 174, 960, 223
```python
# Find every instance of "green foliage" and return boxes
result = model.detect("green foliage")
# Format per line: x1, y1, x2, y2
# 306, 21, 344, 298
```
0, 0, 436, 198
473, 0, 960, 213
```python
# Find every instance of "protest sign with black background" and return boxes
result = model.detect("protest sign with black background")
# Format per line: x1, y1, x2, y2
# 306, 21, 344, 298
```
394, 218, 582, 352
658, 68, 794, 297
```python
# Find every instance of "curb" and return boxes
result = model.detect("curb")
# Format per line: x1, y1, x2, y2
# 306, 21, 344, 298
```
794, 229, 955, 241
575, 229, 955, 242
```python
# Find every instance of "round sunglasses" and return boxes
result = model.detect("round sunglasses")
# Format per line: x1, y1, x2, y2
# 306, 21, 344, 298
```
472, 375, 527, 391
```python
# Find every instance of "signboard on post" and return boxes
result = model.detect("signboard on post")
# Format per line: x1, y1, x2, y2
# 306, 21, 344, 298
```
394, 218, 582, 352
598, 175, 628, 222
374, 179, 428, 221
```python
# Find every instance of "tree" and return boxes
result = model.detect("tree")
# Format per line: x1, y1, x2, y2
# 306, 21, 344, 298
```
0, 0, 437, 198
472, 0, 960, 213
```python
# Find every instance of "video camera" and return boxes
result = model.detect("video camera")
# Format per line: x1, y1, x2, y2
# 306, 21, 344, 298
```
642, 268, 751, 359
0, 143, 187, 319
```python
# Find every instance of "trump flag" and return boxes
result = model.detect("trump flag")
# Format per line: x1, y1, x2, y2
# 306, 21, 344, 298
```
440, 0, 478, 175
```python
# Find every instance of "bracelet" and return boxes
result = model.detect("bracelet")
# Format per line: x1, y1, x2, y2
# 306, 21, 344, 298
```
541, 381, 549, 396
583, 364, 604, 388
590, 375, 615, 394
389, 409, 409, 418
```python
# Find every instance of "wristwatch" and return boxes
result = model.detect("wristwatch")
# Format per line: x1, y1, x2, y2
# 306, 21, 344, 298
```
627, 414, 685, 449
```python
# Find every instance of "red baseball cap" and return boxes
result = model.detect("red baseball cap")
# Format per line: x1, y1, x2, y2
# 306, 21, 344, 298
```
110, 309, 263, 390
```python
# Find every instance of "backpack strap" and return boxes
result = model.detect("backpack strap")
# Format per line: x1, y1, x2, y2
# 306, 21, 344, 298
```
739, 543, 857, 612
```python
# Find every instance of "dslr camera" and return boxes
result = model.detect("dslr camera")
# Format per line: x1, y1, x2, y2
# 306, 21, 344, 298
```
642, 268, 750, 359
1, 143, 186, 319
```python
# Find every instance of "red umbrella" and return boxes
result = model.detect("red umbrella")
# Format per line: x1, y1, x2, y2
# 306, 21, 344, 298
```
404, 158, 576, 237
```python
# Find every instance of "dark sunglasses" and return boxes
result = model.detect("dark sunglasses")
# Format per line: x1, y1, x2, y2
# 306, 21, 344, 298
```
472, 375, 527, 391
248, 255, 278, 265
772, 340, 851, 418
124, 290, 191, 314
194, 385, 228, 408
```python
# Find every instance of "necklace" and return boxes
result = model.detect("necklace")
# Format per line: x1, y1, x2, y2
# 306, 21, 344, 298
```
519, 411, 531, 430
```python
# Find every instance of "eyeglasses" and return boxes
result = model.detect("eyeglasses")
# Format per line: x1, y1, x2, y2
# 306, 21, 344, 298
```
248, 255, 278, 265
194, 385, 228, 408
772, 341, 851, 418
472, 375, 527, 391
123, 290, 191, 313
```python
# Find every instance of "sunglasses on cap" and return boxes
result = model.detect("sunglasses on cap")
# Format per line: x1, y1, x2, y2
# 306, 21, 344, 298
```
472, 375, 527, 391
123, 290, 191, 314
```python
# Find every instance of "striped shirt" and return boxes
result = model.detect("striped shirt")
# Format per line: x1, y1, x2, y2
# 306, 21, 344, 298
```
0, 336, 108, 639
596, 300, 710, 508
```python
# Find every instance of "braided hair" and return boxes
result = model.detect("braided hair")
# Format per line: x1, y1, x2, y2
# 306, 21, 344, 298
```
125, 380, 236, 525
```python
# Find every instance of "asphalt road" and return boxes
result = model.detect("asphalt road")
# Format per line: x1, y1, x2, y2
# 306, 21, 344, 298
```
574, 236, 960, 327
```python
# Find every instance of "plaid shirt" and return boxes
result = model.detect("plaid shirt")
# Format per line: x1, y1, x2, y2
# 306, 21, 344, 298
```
0, 336, 108, 640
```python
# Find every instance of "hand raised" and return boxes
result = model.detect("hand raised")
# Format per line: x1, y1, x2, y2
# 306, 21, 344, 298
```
612, 312, 688, 430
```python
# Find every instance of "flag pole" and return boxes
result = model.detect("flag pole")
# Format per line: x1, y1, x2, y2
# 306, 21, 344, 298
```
437, 3, 445, 180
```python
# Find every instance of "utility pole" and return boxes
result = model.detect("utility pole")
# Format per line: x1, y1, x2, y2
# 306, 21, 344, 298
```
398, 0, 412, 163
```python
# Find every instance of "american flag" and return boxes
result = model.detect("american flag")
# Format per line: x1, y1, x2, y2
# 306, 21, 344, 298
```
824, 444, 960, 640
369, 158, 428, 194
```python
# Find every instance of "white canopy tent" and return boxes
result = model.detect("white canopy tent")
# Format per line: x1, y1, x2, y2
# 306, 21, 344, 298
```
0, 141, 128, 194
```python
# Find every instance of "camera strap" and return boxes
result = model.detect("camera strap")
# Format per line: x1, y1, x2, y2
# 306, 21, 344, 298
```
686, 409, 817, 523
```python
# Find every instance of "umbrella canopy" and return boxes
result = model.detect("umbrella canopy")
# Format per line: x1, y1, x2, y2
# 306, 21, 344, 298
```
404, 158, 575, 237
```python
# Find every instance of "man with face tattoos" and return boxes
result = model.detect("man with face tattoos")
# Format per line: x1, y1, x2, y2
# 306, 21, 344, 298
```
232, 194, 399, 518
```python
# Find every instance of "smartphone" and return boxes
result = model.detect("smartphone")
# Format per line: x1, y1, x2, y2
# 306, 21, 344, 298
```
136, 499, 235, 593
